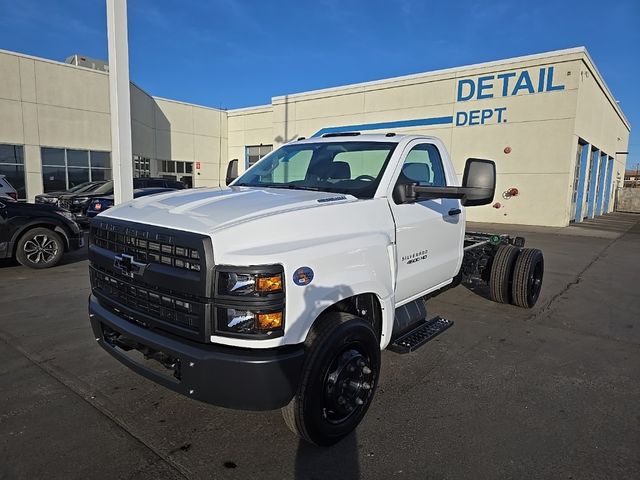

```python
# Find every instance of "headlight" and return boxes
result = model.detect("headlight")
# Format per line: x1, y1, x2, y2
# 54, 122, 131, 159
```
214, 265, 285, 337
217, 308, 283, 335
72, 197, 90, 205
55, 210, 75, 222
217, 270, 283, 297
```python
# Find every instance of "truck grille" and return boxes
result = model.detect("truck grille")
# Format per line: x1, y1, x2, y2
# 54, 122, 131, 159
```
92, 222, 202, 273
89, 219, 213, 342
91, 267, 203, 332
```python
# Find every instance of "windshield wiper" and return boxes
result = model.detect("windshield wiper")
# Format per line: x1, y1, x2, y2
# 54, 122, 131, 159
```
260, 183, 326, 192
235, 183, 341, 194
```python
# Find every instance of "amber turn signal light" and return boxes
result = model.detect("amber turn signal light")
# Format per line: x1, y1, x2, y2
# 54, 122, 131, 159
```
256, 275, 283, 292
257, 312, 283, 330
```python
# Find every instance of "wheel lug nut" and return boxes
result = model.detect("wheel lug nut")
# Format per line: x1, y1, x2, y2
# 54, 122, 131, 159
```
362, 382, 371, 390
362, 366, 371, 375
355, 398, 364, 406
338, 396, 346, 405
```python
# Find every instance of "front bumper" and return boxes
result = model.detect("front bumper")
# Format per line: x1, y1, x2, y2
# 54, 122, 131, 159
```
75, 212, 90, 225
89, 295, 305, 411
68, 232, 85, 250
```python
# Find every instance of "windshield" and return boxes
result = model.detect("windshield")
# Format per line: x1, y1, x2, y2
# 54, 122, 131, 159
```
76, 182, 104, 193
67, 182, 91, 193
234, 141, 398, 199
91, 181, 115, 195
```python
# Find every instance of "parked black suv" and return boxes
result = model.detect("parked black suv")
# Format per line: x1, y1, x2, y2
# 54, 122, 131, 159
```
58, 178, 185, 225
0, 195, 84, 268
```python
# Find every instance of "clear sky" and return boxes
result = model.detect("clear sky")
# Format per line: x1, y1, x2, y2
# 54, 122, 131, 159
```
0, 0, 638, 167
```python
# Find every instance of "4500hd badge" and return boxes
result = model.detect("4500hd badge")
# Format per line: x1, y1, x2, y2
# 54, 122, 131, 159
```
402, 249, 429, 265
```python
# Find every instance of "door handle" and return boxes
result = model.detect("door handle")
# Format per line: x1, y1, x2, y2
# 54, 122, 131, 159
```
448, 208, 461, 216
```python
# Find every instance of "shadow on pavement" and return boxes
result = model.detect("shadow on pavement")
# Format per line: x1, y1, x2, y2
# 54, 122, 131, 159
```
294, 434, 360, 480
461, 277, 492, 301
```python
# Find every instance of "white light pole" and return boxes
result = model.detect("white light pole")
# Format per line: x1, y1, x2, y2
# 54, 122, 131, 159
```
106, 0, 133, 204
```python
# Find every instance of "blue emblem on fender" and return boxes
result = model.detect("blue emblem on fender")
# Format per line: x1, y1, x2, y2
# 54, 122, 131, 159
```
293, 267, 314, 286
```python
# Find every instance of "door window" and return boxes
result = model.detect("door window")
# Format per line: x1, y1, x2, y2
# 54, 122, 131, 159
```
400, 144, 447, 187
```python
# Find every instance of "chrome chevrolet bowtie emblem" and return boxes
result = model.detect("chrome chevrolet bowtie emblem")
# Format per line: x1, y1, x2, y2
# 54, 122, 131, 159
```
114, 253, 146, 278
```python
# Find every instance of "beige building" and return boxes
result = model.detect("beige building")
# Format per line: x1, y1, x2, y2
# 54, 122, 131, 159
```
0, 48, 227, 200
0, 46, 630, 227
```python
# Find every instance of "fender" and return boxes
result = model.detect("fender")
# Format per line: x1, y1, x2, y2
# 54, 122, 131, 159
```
209, 198, 398, 349
10, 218, 72, 253
225, 231, 396, 348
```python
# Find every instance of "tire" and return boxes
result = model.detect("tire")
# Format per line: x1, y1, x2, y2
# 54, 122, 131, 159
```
511, 248, 544, 308
15, 227, 65, 269
282, 312, 380, 446
489, 244, 520, 304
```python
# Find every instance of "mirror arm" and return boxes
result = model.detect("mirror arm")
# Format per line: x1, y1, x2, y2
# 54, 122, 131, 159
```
409, 185, 467, 200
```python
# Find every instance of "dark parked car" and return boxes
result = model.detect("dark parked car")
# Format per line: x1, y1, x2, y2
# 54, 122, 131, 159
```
0, 175, 19, 200
59, 178, 185, 225
0, 195, 84, 268
35, 181, 106, 205
86, 187, 176, 218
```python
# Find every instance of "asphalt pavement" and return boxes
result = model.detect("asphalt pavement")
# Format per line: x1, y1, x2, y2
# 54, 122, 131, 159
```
1, 213, 639, 480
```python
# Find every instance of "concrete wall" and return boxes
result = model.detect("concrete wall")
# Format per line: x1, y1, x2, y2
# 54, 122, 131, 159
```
0, 47, 630, 227
0, 49, 227, 200
227, 105, 273, 173
152, 97, 227, 186
225, 48, 629, 227
239, 51, 584, 226
130, 87, 227, 185
571, 60, 631, 216
0, 50, 111, 200
616, 188, 640, 213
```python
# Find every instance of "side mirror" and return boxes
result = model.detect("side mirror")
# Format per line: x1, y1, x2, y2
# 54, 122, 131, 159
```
461, 158, 496, 206
225, 159, 238, 186
393, 158, 496, 206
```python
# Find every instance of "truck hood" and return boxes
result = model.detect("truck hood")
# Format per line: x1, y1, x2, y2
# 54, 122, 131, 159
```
100, 186, 356, 234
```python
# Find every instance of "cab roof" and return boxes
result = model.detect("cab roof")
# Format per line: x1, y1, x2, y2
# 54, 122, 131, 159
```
291, 133, 438, 145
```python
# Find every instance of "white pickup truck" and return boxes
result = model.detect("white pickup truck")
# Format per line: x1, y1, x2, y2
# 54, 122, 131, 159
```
88, 133, 544, 446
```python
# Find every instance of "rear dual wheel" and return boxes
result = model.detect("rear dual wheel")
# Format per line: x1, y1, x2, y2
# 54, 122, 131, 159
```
489, 245, 544, 308
511, 248, 544, 308
489, 244, 520, 304
282, 312, 380, 446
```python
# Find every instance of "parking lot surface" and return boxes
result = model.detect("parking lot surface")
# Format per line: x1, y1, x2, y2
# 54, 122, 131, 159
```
1, 213, 639, 480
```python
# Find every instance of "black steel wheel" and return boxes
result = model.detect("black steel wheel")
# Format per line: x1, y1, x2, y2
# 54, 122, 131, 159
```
511, 248, 544, 308
16, 227, 64, 269
489, 244, 520, 304
282, 312, 380, 446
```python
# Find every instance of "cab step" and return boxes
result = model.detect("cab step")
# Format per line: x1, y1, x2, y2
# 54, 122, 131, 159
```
388, 316, 453, 354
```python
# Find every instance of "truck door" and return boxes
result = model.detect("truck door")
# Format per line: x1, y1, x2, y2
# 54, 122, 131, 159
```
389, 142, 464, 304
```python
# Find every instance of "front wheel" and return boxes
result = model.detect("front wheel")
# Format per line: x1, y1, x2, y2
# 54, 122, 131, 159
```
16, 227, 64, 269
282, 312, 380, 446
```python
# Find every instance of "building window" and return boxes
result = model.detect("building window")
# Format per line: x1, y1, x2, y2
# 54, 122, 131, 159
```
157, 160, 194, 188
41, 147, 111, 192
0, 144, 25, 199
245, 145, 273, 168
133, 155, 151, 178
